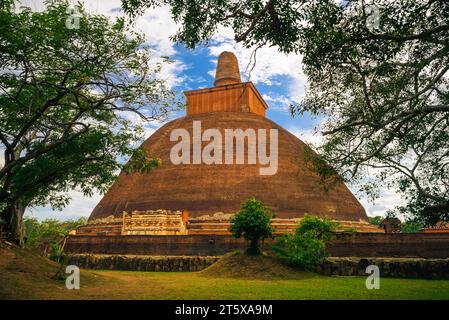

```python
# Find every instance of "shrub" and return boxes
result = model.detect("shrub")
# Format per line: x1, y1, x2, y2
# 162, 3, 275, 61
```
24, 217, 87, 265
272, 233, 328, 270
230, 198, 274, 255
273, 214, 339, 270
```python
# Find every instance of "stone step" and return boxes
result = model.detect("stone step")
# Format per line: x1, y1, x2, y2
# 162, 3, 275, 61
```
187, 227, 296, 234
73, 219, 383, 236
187, 223, 297, 231
78, 223, 122, 229
78, 230, 123, 234
188, 220, 230, 224
188, 223, 226, 226
125, 227, 184, 232
187, 224, 230, 230
76, 231, 121, 236
188, 222, 298, 225
188, 219, 299, 224
76, 230, 122, 235
77, 225, 121, 229
75, 224, 122, 236
272, 220, 299, 224
187, 229, 231, 235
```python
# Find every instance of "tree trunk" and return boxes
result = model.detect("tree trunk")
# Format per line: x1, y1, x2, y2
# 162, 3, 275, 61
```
3, 202, 25, 247
247, 238, 260, 255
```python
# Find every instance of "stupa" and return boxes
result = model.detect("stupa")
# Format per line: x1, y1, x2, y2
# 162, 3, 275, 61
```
74, 51, 379, 237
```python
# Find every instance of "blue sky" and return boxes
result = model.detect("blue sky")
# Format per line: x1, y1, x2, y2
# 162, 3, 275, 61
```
19, 0, 403, 221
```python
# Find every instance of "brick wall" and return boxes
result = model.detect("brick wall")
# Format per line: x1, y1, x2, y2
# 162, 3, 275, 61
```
65, 234, 250, 256
65, 232, 449, 258
317, 257, 449, 279
328, 232, 449, 258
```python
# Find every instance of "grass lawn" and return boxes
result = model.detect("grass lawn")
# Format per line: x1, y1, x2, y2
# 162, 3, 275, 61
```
1, 244, 449, 300
68, 270, 449, 300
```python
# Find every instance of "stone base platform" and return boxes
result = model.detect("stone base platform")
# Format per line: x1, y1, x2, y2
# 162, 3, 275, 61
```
73, 210, 383, 237
67, 253, 449, 279
69, 254, 218, 272
317, 257, 449, 279
186, 218, 382, 235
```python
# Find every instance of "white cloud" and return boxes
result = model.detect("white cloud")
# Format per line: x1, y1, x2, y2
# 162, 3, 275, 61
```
288, 122, 406, 218
289, 127, 324, 149
21, 0, 183, 220
358, 187, 406, 218
26, 190, 102, 221
17, 0, 406, 221
0, 147, 4, 168
207, 28, 307, 104
17, 1, 186, 89
261, 94, 293, 111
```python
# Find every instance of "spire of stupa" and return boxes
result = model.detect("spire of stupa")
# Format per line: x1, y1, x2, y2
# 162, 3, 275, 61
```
214, 51, 241, 86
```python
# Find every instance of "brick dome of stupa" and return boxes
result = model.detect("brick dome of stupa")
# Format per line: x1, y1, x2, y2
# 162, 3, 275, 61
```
89, 52, 368, 222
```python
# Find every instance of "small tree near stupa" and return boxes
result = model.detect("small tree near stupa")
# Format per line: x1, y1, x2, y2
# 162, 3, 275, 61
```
230, 198, 274, 255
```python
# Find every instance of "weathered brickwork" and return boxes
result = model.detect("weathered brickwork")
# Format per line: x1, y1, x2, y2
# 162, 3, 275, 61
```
89, 111, 368, 222
66, 233, 449, 258
89, 51, 368, 224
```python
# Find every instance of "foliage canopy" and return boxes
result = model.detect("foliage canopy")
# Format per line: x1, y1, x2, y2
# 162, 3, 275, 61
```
122, 0, 449, 225
0, 0, 181, 245
230, 198, 274, 255
273, 215, 338, 270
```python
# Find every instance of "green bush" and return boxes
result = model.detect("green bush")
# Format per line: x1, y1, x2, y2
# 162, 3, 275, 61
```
230, 198, 274, 255
273, 214, 339, 270
272, 233, 328, 270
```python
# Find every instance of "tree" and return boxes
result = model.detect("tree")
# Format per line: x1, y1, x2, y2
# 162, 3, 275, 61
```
229, 198, 274, 255
401, 220, 424, 233
294, 0, 449, 226
122, 0, 303, 53
0, 1, 181, 245
122, 0, 449, 225
24, 216, 87, 246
